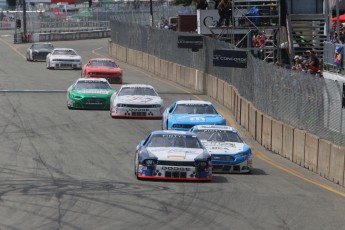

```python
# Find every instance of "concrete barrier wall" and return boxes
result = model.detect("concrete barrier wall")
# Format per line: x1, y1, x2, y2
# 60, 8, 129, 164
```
195, 70, 204, 93
293, 129, 306, 166
271, 120, 283, 155
248, 103, 257, 139
329, 145, 345, 186
317, 139, 331, 179
136, 50, 143, 69
282, 124, 294, 160
142, 53, 149, 71
262, 114, 272, 150
33, 30, 110, 43
154, 57, 161, 76
304, 133, 319, 172
217, 79, 225, 105
109, 42, 345, 188
148, 55, 155, 73
240, 99, 249, 130
223, 83, 232, 110
161, 60, 168, 79
206, 75, 215, 99
127, 48, 136, 66
256, 111, 263, 145
236, 95, 241, 123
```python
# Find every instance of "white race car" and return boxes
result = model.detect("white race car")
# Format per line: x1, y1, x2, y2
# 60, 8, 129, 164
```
46, 48, 82, 70
110, 84, 163, 118
134, 130, 212, 181
190, 125, 253, 173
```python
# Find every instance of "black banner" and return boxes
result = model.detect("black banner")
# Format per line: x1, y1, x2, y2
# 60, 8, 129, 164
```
213, 49, 248, 68
177, 35, 203, 50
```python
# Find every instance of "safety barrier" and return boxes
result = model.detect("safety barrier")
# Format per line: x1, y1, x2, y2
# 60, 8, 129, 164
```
14, 29, 110, 44
109, 42, 345, 188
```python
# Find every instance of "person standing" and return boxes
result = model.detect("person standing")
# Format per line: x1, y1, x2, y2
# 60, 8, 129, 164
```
217, 0, 232, 27
197, 0, 209, 10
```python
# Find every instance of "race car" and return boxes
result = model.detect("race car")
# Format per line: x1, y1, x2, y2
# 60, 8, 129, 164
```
81, 58, 123, 84
26, 42, 54, 62
67, 78, 116, 110
110, 84, 163, 118
190, 125, 252, 173
162, 100, 226, 131
46, 48, 82, 70
134, 130, 212, 181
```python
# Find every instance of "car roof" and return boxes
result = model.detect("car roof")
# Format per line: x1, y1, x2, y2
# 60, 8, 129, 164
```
175, 100, 212, 105
76, 77, 109, 83
120, 84, 155, 89
53, 48, 76, 51
32, 42, 53, 45
151, 130, 196, 136
191, 125, 237, 132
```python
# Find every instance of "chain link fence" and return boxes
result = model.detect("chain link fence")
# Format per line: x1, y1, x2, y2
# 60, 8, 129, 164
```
110, 19, 345, 146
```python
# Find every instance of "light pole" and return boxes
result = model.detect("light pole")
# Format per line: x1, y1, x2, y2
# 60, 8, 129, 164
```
149, 0, 153, 27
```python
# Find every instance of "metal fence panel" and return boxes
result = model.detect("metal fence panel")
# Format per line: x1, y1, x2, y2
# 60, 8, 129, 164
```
110, 19, 345, 146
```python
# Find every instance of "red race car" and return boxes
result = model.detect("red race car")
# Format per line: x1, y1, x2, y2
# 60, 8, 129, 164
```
81, 58, 123, 84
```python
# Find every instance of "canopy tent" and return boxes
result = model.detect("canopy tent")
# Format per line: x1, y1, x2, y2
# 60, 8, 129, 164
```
70, 8, 93, 18
332, 14, 345, 23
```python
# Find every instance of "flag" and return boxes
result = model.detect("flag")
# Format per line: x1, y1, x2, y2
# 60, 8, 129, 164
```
334, 45, 343, 68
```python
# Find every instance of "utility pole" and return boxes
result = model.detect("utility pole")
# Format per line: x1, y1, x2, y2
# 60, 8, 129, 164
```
23, 0, 26, 41
149, 0, 153, 27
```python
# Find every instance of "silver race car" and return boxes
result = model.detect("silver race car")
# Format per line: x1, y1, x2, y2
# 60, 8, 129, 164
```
26, 42, 54, 62
190, 125, 253, 173
46, 48, 82, 70
110, 84, 163, 118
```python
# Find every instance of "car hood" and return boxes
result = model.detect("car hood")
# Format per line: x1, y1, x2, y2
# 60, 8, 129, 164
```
201, 141, 245, 154
51, 55, 81, 59
115, 95, 162, 104
74, 89, 113, 95
170, 114, 224, 123
146, 147, 204, 160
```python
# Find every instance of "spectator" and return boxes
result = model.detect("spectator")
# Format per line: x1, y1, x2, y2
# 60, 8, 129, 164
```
217, 0, 232, 27
305, 50, 320, 74
197, 0, 208, 10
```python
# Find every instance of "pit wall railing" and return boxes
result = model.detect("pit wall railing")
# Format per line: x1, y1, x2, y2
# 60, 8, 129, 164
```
109, 20, 345, 187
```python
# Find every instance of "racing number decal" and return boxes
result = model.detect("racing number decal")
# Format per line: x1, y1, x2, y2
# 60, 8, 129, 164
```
190, 117, 206, 121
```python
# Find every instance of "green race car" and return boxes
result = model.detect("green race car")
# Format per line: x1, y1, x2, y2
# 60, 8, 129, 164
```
67, 78, 116, 110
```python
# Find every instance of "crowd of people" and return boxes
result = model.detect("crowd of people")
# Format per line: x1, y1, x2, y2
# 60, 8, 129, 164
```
275, 50, 323, 77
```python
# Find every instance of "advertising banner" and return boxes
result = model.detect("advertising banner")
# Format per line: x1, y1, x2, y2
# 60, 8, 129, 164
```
177, 35, 203, 50
213, 49, 248, 68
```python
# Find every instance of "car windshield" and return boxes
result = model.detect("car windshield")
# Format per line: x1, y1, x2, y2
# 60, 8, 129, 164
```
194, 130, 243, 143
173, 104, 217, 114
118, 87, 157, 96
74, 81, 111, 90
89, 60, 117, 67
52, 50, 77, 55
147, 134, 203, 148
33, 44, 54, 50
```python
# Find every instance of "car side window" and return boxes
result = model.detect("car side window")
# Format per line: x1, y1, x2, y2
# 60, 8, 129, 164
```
168, 104, 175, 113
143, 134, 151, 146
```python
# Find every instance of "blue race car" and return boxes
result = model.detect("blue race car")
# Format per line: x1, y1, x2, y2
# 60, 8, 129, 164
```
134, 130, 212, 181
190, 125, 253, 173
162, 100, 226, 131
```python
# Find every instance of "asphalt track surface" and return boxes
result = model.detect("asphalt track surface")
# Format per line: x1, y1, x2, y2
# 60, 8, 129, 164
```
0, 31, 345, 230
